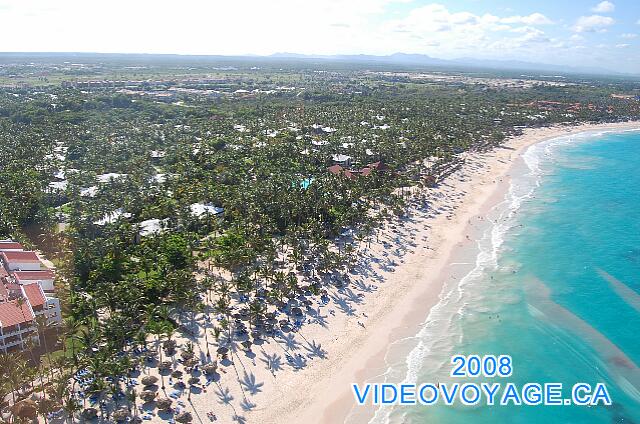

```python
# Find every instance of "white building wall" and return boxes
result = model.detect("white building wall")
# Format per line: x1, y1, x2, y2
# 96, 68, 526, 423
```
18, 278, 54, 292
0, 323, 39, 353
6, 261, 41, 271
44, 297, 62, 325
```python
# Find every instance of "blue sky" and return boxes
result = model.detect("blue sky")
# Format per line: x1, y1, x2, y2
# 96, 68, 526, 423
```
0, 0, 639, 73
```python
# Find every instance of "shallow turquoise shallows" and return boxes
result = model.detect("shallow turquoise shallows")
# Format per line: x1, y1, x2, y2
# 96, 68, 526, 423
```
370, 129, 640, 424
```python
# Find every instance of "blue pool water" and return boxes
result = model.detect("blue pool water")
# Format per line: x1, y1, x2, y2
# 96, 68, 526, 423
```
367, 129, 640, 424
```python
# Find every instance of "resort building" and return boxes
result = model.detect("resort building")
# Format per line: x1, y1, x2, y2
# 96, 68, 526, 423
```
0, 241, 62, 354
22, 283, 61, 326
0, 241, 24, 252
332, 154, 353, 168
1, 251, 42, 271
13, 270, 56, 293
0, 299, 38, 354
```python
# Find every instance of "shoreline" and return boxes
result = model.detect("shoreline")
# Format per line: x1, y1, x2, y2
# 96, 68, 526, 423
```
250, 121, 640, 424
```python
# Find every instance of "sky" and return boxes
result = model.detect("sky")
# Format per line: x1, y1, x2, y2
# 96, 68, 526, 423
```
1, 0, 639, 73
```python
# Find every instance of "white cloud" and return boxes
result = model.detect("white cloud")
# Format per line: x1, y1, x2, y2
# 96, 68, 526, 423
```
621, 33, 638, 39
510, 26, 551, 43
591, 1, 615, 13
572, 15, 615, 32
381, 4, 557, 57
615, 43, 630, 48
501, 13, 553, 25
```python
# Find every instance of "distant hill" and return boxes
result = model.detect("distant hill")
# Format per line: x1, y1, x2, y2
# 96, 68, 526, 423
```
0, 51, 632, 77
269, 52, 624, 76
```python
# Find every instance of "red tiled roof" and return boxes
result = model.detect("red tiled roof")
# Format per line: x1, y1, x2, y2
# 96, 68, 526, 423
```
14, 270, 55, 281
1, 251, 40, 263
328, 164, 344, 175
366, 161, 389, 171
23, 284, 46, 308
0, 300, 34, 328
0, 242, 23, 250
328, 164, 357, 180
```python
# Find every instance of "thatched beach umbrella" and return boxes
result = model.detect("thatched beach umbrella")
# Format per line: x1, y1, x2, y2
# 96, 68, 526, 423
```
183, 357, 198, 370
81, 407, 98, 420
113, 408, 130, 422
175, 411, 193, 423
202, 362, 217, 375
163, 339, 177, 351
141, 375, 158, 387
11, 399, 37, 420
159, 361, 173, 371
140, 390, 157, 403
156, 397, 173, 412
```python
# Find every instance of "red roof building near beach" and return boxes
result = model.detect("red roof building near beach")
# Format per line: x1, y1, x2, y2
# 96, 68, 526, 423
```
22, 284, 46, 310
0, 300, 34, 329
367, 161, 388, 170
328, 164, 344, 175
1, 251, 40, 262
1, 251, 42, 271
13, 270, 55, 292
13, 270, 55, 281
0, 242, 24, 251
327, 164, 356, 180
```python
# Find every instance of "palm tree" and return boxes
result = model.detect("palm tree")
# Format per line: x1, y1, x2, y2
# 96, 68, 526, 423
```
63, 394, 81, 424
126, 388, 138, 419
0, 378, 11, 421
0, 353, 19, 404
36, 315, 54, 380
196, 302, 211, 359
147, 319, 173, 393
11, 358, 30, 404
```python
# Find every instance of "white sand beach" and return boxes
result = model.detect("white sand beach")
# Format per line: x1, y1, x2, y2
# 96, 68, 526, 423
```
134, 121, 639, 424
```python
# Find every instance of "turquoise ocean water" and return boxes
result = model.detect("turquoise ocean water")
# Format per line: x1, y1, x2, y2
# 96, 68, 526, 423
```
364, 129, 640, 424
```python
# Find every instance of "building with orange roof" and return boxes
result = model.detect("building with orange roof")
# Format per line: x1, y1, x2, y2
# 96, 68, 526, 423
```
1, 251, 42, 271
0, 240, 61, 353
0, 299, 38, 353
22, 283, 60, 326
0, 241, 24, 251
13, 270, 55, 293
